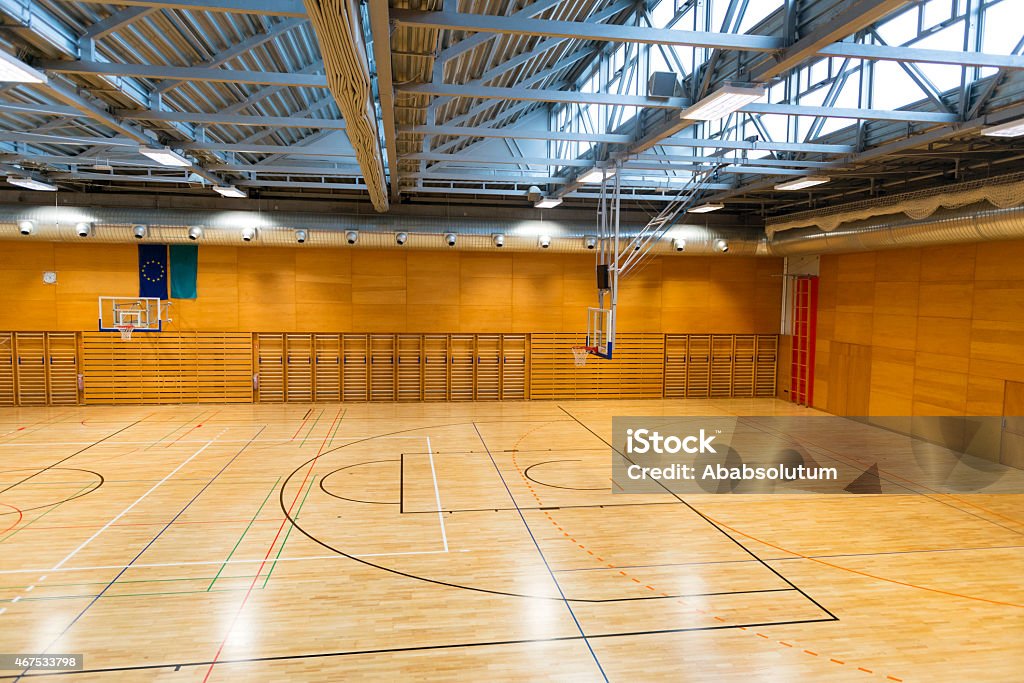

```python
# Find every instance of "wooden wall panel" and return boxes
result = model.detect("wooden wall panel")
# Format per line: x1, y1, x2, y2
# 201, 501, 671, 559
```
529, 333, 665, 400
255, 334, 284, 402
314, 334, 342, 401
285, 334, 314, 403
342, 334, 369, 402
501, 334, 528, 400
816, 240, 1024, 420
0, 245, 782, 335
82, 332, 252, 404
13, 333, 47, 405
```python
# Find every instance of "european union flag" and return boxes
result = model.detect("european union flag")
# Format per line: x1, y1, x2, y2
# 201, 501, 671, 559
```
138, 244, 168, 300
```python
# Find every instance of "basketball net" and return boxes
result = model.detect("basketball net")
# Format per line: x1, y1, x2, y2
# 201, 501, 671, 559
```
115, 324, 134, 341
571, 346, 593, 367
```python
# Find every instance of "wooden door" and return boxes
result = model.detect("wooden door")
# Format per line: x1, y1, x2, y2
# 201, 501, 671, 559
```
733, 335, 756, 398
449, 335, 475, 401
686, 335, 711, 398
14, 333, 47, 406
396, 335, 423, 402
423, 335, 449, 402
475, 334, 501, 401
664, 334, 688, 398
710, 335, 734, 397
46, 333, 79, 404
756, 335, 779, 397
285, 334, 314, 403
501, 334, 527, 400
369, 334, 396, 402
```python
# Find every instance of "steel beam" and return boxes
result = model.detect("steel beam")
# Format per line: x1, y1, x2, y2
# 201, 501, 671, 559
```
400, 83, 689, 108
38, 60, 329, 87
114, 109, 346, 129
368, 0, 400, 197
81, 7, 156, 40
818, 42, 1024, 71
180, 142, 354, 156
68, 0, 306, 17
391, 10, 784, 51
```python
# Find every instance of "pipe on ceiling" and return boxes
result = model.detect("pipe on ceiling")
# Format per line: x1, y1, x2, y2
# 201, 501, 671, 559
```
768, 204, 1024, 255
0, 205, 766, 255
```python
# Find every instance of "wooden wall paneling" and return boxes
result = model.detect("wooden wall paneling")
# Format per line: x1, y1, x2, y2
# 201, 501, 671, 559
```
663, 334, 688, 398
475, 334, 501, 401
369, 334, 396, 402
449, 334, 475, 401
0, 333, 13, 406
423, 334, 449, 402
756, 335, 779, 398
733, 335, 757, 398
256, 334, 285, 403
342, 334, 369, 402
285, 334, 314, 403
686, 335, 711, 397
45, 332, 79, 404
14, 333, 47, 405
501, 334, 527, 400
314, 334, 341, 402
396, 334, 423, 402
82, 332, 252, 404
528, 333, 665, 399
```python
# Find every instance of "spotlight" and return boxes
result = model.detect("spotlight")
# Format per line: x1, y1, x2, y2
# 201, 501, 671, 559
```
241, 227, 256, 242
539, 235, 551, 249
673, 238, 685, 252
188, 226, 203, 241
345, 230, 358, 245
18, 219, 34, 236
445, 232, 457, 247
7, 176, 57, 191
139, 146, 191, 167
132, 224, 147, 240
492, 233, 505, 248
714, 238, 729, 253
534, 197, 562, 209
213, 185, 246, 198
584, 236, 597, 250
75, 222, 92, 238
395, 232, 408, 245
295, 229, 307, 244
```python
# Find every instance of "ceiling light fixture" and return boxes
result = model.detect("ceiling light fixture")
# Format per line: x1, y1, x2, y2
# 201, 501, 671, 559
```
774, 176, 830, 191
680, 83, 766, 121
534, 197, 562, 209
688, 203, 725, 213
139, 146, 191, 167
0, 50, 47, 84
213, 185, 246, 198
982, 117, 1024, 138
579, 167, 613, 184
6, 176, 57, 191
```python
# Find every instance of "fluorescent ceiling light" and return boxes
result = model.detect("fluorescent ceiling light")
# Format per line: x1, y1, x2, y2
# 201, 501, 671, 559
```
213, 185, 246, 198
534, 197, 562, 209
139, 146, 191, 167
579, 168, 613, 184
7, 176, 57, 191
982, 118, 1024, 138
688, 203, 725, 213
0, 50, 47, 84
775, 176, 831, 191
681, 83, 766, 121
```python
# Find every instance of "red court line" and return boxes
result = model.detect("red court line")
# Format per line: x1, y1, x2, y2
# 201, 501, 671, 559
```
0, 503, 23, 534
165, 411, 220, 449
202, 406, 343, 683
11, 517, 285, 532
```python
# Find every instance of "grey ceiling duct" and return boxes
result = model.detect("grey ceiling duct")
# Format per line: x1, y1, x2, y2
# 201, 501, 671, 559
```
0, 205, 767, 255
769, 204, 1024, 256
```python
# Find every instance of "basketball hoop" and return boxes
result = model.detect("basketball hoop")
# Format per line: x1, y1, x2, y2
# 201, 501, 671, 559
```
571, 346, 595, 367
114, 323, 135, 341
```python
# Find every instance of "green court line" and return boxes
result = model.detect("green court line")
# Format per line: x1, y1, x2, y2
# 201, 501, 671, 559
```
261, 475, 316, 589
326, 407, 347, 449
145, 409, 209, 450
207, 475, 281, 591
0, 573, 275, 592
0, 482, 95, 545
299, 409, 325, 448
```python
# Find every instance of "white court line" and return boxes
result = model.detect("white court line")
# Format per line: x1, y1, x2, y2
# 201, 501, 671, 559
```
0, 436, 426, 447
426, 436, 449, 553
0, 549, 468, 576
49, 441, 214, 571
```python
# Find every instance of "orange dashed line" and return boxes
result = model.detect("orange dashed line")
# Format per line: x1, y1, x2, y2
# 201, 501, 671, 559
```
713, 616, 726, 622
578, 544, 585, 549
756, 633, 768, 639
586, 551, 594, 556
619, 571, 628, 576
804, 650, 818, 656
858, 668, 873, 674
631, 578, 640, 583
831, 659, 845, 665
645, 585, 655, 590
779, 641, 793, 648
887, 677, 902, 682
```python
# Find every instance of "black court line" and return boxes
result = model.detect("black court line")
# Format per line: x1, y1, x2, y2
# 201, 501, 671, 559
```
742, 418, 1024, 538
10, 427, 267, 683
401, 500, 684, 514
319, 460, 400, 505
523, 459, 606, 491
0, 420, 141, 496
556, 405, 840, 623
0, 617, 838, 679
0, 469, 103, 516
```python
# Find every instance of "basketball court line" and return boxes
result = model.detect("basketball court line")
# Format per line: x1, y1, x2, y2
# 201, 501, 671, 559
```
471, 422, 609, 682
425, 436, 449, 552
9, 427, 265, 682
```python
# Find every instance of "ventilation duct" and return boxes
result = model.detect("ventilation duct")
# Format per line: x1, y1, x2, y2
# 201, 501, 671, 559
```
304, 0, 388, 212
0, 205, 765, 255
769, 205, 1024, 256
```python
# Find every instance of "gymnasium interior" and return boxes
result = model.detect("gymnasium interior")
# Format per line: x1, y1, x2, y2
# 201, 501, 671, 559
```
0, 0, 1023, 680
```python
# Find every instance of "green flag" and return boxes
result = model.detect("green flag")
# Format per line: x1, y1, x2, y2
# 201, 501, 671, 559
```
169, 244, 198, 299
